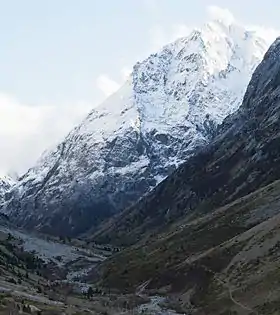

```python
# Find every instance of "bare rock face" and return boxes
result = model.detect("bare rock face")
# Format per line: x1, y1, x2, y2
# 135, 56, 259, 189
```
0, 175, 14, 203
94, 37, 280, 246
1, 18, 274, 236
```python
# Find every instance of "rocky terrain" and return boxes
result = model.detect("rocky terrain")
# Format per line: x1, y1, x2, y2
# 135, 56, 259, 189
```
0, 217, 185, 314
0, 176, 14, 204
89, 37, 280, 314
94, 37, 280, 246
1, 16, 273, 236
2, 11, 280, 315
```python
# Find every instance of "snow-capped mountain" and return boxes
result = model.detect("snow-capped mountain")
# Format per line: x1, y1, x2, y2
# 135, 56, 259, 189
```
2, 17, 276, 236
0, 175, 15, 202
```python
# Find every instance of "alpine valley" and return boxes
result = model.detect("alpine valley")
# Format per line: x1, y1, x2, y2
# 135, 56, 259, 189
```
1, 7, 280, 315
0, 16, 275, 237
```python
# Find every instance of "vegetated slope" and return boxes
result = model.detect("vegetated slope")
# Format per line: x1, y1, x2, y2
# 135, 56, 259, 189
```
93, 38, 280, 246
2, 16, 272, 237
100, 179, 280, 314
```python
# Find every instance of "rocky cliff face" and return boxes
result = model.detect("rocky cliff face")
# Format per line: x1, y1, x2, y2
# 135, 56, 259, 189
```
94, 37, 280, 245
2, 18, 274, 236
0, 175, 14, 204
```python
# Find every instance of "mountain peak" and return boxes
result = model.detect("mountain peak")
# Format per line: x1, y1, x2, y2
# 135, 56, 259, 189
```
1, 17, 276, 236
94, 37, 280, 248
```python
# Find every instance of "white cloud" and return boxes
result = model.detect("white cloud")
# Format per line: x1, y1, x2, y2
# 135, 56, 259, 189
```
96, 74, 121, 97
121, 66, 132, 80
0, 93, 93, 174
248, 25, 279, 43
206, 5, 279, 43
207, 6, 235, 26
0, 68, 131, 174
146, 6, 278, 56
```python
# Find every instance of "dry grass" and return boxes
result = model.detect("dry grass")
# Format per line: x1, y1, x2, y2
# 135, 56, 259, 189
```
97, 179, 280, 314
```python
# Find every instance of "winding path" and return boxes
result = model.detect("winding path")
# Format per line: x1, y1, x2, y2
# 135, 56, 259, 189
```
200, 264, 258, 314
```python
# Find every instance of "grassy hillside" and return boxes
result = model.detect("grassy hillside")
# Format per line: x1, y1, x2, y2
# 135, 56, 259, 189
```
98, 179, 280, 314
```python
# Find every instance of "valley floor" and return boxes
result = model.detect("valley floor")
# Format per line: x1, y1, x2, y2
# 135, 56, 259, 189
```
0, 222, 186, 314
4, 181, 280, 314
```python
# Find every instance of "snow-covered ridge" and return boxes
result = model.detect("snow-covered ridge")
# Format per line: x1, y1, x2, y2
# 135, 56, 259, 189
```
2, 16, 276, 236
0, 175, 15, 202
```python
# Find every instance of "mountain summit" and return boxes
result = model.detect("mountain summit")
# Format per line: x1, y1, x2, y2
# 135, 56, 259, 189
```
96, 36, 280, 245
2, 17, 275, 236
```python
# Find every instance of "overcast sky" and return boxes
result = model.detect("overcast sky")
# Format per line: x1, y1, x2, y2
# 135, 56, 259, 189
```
0, 0, 279, 175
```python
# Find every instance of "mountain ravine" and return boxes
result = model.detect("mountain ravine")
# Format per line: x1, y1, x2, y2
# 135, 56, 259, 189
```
1, 17, 275, 236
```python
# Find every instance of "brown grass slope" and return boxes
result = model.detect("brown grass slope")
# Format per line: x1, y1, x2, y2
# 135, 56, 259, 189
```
100, 179, 280, 314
